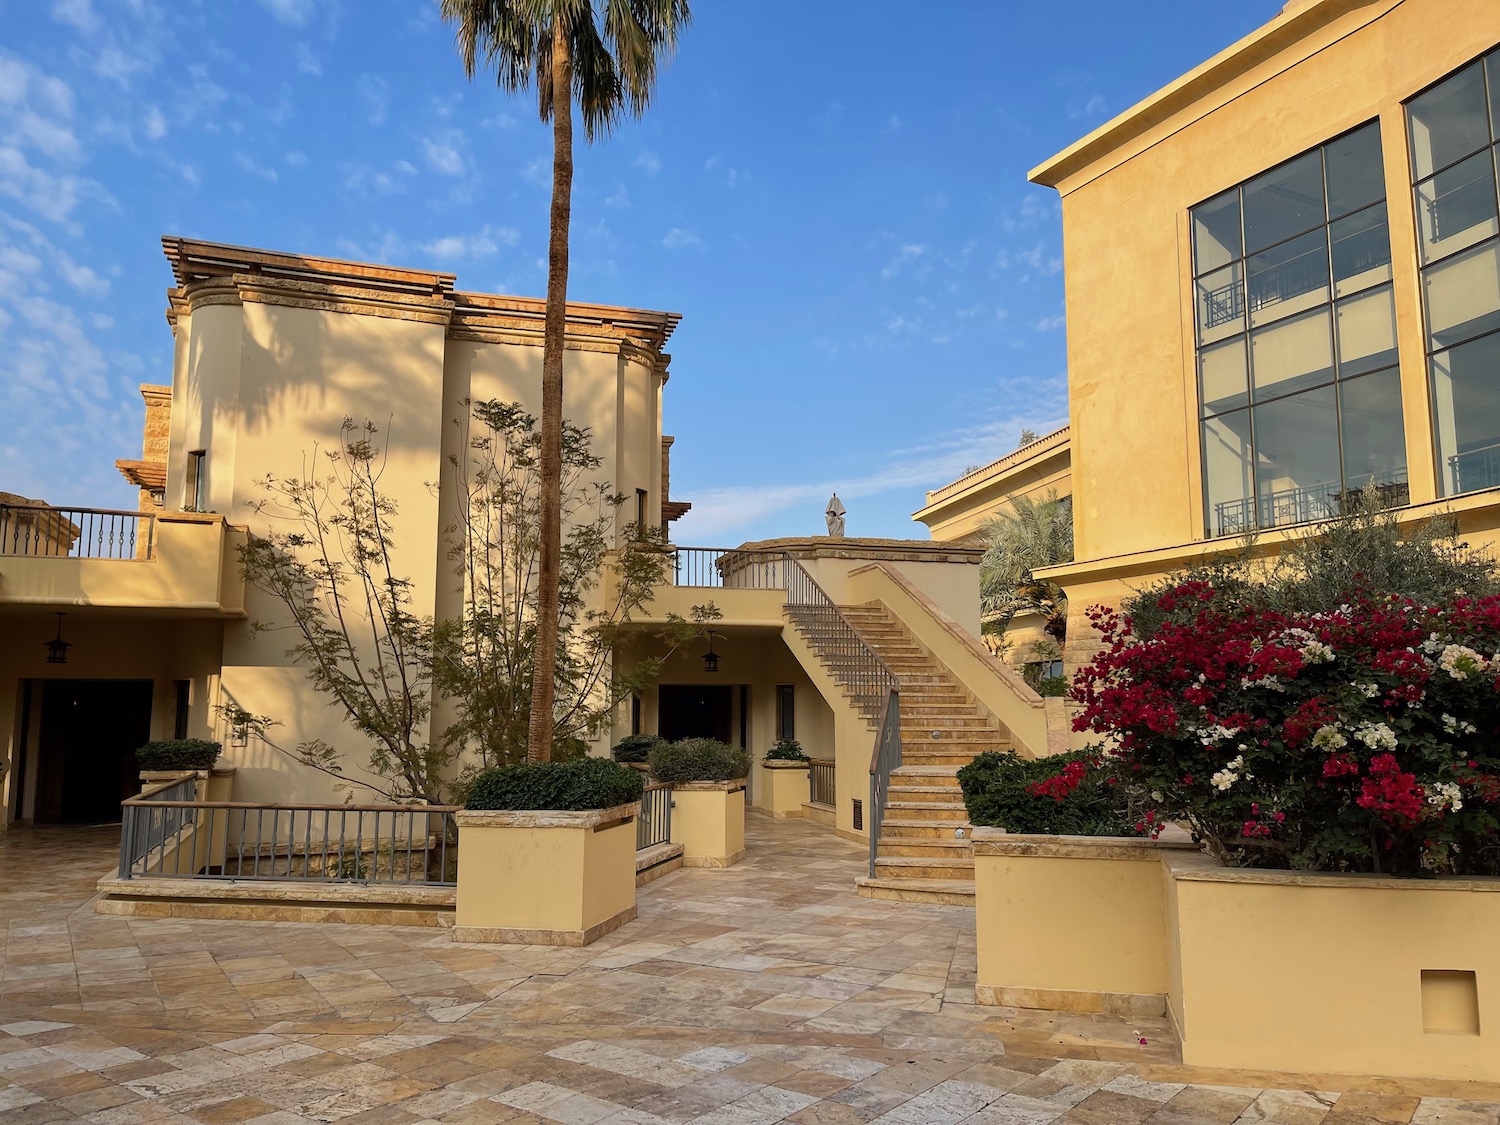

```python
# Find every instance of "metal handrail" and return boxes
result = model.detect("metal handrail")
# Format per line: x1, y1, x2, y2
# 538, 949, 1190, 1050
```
670, 546, 785, 589
868, 690, 902, 879
780, 554, 898, 719
0, 503, 156, 560
808, 759, 836, 806
118, 795, 459, 886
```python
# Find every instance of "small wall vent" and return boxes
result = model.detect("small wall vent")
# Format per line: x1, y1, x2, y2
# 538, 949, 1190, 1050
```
852, 798, 863, 831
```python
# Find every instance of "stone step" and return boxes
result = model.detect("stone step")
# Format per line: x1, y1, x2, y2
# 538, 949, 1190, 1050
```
889, 768, 961, 786
887, 785, 962, 804
884, 800, 968, 820
874, 855, 975, 879
854, 877, 975, 906
897, 754, 983, 767
875, 837, 973, 859
878, 818, 974, 838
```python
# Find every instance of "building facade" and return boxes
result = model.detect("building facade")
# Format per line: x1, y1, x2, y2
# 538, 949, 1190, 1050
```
1026, 0, 1500, 699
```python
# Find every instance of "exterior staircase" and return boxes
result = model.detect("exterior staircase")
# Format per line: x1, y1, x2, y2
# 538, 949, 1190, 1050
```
789, 602, 1016, 905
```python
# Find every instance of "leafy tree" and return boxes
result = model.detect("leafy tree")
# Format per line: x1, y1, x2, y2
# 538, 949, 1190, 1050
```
436, 399, 716, 769
979, 489, 1074, 643
441, 0, 691, 762
1017, 428, 1038, 447
233, 419, 445, 802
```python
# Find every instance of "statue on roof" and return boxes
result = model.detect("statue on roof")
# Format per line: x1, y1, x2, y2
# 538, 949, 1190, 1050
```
825, 493, 846, 538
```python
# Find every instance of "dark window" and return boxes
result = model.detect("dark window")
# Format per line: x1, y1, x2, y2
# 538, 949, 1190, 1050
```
186, 450, 207, 511
630, 693, 642, 736
775, 684, 795, 742
1192, 120, 1406, 538
1410, 49, 1500, 496
635, 488, 649, 529
173, 680, 191, 739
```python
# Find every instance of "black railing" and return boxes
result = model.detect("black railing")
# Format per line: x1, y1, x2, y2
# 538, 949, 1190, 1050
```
671, 547, 784, 589
868, 691, 902, 879
1213, 474, 1410, 538
783, 556, 899, 720
637, 782, 673, 850
808, 760, 835, 807
118, 795, 459, 886
0, 504, 155, 560
1424, 169, 1498, 245
1451, 443, 1500, 494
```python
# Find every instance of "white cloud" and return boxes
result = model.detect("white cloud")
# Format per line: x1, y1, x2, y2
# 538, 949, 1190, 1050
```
421, 132, 466, 176
285, 149, 307, 166
258, 0, 313, 27
633, 150, 661, 175
357, 75, 389, 125
294, 43, 321, 76
1034, 313, 1066, 332
419, 226, 519, 261
604, 184, 629, 209
50, 0, 98, 32
342, 160, 417, 197
520, 157, 548, 187
879, 243, 926, 280
143, 105, 166, 139
234, 153, 278, 182
661, 227, 703, 250
0, 146, 87, 224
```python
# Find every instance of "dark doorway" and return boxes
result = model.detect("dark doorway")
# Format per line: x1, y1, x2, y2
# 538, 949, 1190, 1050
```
34, 680, 154, 824
659, 685, 733, 743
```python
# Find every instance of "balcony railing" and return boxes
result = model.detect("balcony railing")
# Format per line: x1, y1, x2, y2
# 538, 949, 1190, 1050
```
1450, 443, 1500, 495
0, 504, 155, 560
1212, 474, 1410, 538
671, 546, 784, 589
118, 792, 460, 886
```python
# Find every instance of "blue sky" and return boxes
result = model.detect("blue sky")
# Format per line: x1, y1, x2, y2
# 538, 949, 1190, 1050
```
0, 0, 1285, 543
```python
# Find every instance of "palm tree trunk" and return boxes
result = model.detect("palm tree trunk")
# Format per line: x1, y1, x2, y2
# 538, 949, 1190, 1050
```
525, 21, 573, 764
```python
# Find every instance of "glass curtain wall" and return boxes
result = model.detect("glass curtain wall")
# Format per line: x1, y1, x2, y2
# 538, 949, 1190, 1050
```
1410, 49, 1500, 496
1192, 121, 1405, 538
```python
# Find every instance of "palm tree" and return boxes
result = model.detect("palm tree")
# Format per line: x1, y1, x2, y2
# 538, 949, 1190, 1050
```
979, 490, 1074, 642
441, 0, 690, 763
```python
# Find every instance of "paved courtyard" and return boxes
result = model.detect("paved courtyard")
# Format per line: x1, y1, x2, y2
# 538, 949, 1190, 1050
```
2, 816, 1499, 1125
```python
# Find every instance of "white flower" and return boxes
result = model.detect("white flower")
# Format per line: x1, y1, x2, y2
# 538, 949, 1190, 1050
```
1353, 722, 1397, 751
1438, 644, 1487, 681
1211, 768, 1238, 791
1301, 641, 1335, 665
1352, 682, 1380, 698
1311, 726, 1347, 751
1422, 633, 1444, 655
1441, 713, 1477, 736
1428, 782, 1463, 813
1241, 674, 1287, 692
1198, 724, 1238, 745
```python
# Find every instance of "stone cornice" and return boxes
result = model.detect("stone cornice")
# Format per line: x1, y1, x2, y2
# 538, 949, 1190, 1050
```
734, 536, 985, 565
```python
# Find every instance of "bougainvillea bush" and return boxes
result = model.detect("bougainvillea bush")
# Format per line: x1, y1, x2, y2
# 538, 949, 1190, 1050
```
1072, 586, 1500, 876
958, 749, 1147, 836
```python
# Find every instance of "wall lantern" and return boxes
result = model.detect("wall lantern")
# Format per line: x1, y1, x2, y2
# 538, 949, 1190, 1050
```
44, 612, 72, 665
701, 630, 720, 674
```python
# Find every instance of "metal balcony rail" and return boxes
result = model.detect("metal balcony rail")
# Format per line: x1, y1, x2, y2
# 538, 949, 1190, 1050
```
1212, 473, 1410, 538
782, 555, 899, 719
1450, 443, 1500, 495
808, 760, 836, 807
868, 691, 903, 879
0, 504, 155, 560
670, 546, 784, 589
1424, 170, 1497, 244
118, 793, 460, 886
637, 782, 673, 850
1202, 221, 1390, 330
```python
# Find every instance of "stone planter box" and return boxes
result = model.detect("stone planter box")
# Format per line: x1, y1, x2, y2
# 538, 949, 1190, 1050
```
453, 803, 639, 946
972, 827, 1500, 1082
971, 828, 1196, 1018
759, 760, 810, 818
670, 781, 746, 868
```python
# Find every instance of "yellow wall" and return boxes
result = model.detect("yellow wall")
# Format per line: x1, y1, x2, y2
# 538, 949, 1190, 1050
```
760, 761, 811, 817
670, 783, 746, 867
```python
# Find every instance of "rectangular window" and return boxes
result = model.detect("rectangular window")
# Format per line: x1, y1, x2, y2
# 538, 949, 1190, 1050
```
1411, 48, 1500, 496
630, 693, 642, 736
1191, 120, 1406, 538
775, 684, 795, 742
186, 450, 207, 512
173, 680, 191, 739
635, 488, 649, 529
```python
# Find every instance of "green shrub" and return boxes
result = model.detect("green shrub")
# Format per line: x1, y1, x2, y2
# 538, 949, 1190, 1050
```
764, 738, 808, 762
649, 738, 751, 784
134, 739, 222, 772
464, 756, 644, 811
611, 734, 666, 764
957, 749, 1142, 836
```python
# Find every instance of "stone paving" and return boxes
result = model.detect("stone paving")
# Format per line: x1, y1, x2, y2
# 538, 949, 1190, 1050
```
3, 817, 1500, 1125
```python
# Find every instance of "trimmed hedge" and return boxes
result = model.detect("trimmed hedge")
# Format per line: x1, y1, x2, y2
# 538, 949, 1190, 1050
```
649, 738, 751, 784
134, 739, 221, 772
612, 734, 666, 764
764, 738, 808, 762
464, 756, 644, 811
957, 749, 1140, 836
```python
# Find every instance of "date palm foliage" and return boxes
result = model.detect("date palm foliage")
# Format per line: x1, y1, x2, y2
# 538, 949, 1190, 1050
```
440, 0, 691, 762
